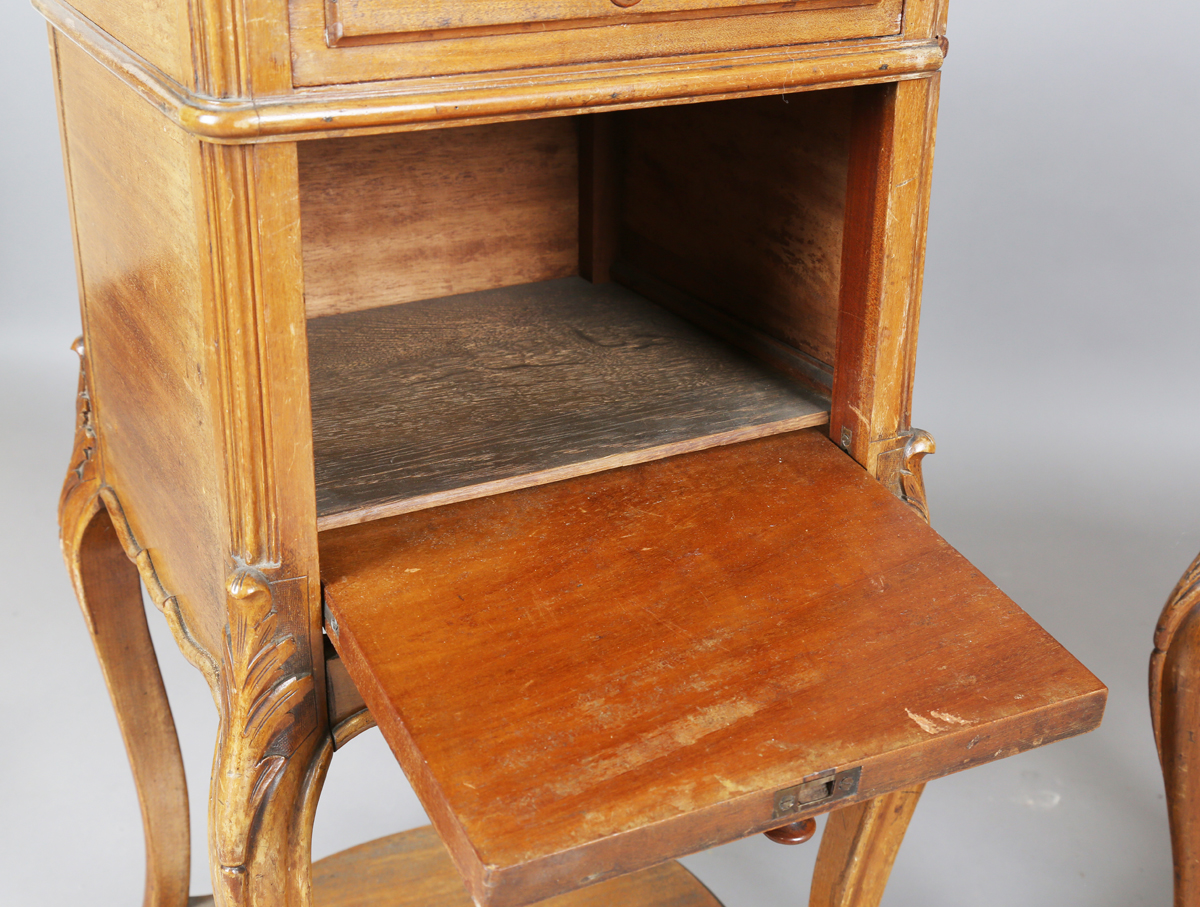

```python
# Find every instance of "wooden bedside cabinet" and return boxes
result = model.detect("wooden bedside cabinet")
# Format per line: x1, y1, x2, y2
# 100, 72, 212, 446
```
38, 1, 1106, 906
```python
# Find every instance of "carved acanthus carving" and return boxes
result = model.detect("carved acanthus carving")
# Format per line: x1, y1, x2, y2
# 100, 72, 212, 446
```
61, 337, 97, 500
875, 428, 936, 525
59, 338, 102, 608
212, 564, 315, 906
897, 429, 935, 524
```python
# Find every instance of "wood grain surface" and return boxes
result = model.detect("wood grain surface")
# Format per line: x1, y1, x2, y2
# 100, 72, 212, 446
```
300, 121, 579, 319
320, 429, 1106, 907
308, 278, 829, 528
66, 0, 192, 86
53, 38, 230, 658
619, 91, 851, 370
71, 510, 192, 907
290, 0, 904, 87
34, 0, 946, 142
828, 78, 940, 474
809, 786, 923, 907
189, 825, 723, 907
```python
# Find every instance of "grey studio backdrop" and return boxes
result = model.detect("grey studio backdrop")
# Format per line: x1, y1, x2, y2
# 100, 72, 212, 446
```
3, 1, 1197, 904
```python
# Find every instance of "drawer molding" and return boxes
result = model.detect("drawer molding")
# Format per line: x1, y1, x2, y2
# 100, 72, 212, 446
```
37, 0, 944, 143
325, 0, 882, 47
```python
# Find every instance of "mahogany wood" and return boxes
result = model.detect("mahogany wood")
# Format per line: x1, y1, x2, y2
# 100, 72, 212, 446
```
189, 826, 724, 907
299, 121, 579, 319
320, 430, 1106, 907
307, 278, 829, 528
1152, 551, 1200, 907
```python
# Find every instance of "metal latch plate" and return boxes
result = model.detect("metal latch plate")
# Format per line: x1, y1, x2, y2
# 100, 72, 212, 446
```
772, 766, 861, 819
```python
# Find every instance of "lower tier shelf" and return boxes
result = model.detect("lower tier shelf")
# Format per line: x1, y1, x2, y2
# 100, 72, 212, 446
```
188, 825, 722, 907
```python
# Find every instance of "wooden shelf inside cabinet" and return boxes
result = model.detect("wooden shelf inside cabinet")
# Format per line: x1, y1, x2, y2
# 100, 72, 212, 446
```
308, 277, 829, 530
188, 825, 723, 907
319, 429, 1106, 907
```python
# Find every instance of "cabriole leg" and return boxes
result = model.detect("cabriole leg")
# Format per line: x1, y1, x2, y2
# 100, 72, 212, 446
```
1152, 552, 1200, 907
809, 787, 924, 907
60, 337, 190, 907
65, 506, 192, 907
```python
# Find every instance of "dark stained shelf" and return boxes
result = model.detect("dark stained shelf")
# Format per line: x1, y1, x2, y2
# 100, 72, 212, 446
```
308, 277, 829, 528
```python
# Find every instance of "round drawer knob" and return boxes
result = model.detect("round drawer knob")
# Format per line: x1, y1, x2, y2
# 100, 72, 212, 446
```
610, 0, 643, 7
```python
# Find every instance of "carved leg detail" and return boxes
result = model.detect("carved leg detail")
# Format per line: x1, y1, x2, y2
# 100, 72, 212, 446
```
809, 786, 924, 907
60, 337, 191, 907
209, 567, 323, 907
69, 508, 192, 907
1152, 551, 1200, 907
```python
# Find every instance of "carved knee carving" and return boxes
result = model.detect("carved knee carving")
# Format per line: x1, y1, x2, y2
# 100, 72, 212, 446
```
209, 566, 324, 907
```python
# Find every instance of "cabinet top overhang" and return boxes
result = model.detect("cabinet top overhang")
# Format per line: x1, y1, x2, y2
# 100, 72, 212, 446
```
34, 0, 946, 143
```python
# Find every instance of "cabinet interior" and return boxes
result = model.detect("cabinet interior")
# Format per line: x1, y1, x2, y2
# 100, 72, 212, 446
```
300, 88, 859, 529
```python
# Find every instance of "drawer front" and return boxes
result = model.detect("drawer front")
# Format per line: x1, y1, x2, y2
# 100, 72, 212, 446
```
292, 0, 904, 87
334, 0, 873, 42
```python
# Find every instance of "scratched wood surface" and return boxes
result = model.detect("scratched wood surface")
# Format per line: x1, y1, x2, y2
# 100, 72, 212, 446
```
308, 277, 829, 528
320, 429, 1107, 907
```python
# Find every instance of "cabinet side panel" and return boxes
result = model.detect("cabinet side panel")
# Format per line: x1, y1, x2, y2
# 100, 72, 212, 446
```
829, 77, 939, 471
299, 119, 579, 318
66, 0, 193, 88
619, 92, 850, 369
56, 40, 227, 656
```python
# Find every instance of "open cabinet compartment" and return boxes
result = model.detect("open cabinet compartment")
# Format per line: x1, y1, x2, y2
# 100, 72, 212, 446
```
302, 89, 855, 529
298, 87, 1105, 907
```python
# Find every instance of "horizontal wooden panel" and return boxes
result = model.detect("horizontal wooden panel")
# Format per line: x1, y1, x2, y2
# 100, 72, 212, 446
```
308, 278, 828, 528
320, 429, 1106, 907
333, 0, 878, 41
292, 0, 905, 86
190, 825, 723, 907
